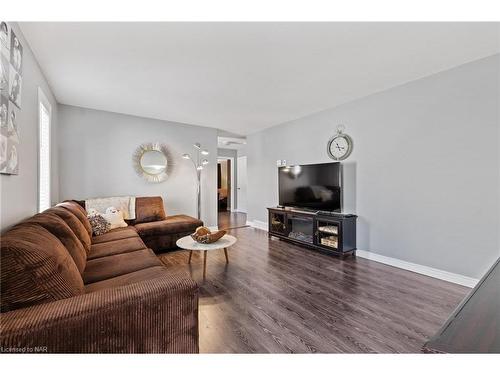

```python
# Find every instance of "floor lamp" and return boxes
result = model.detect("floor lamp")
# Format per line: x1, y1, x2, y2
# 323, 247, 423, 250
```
182, 143, 209, 220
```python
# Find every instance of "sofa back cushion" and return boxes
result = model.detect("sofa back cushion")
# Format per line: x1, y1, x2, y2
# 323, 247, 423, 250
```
57, 201, 92, 238
134, 196, 167, 224
25, 212, 87, 274
0, 223, 84, 313
48, 206, 92, 254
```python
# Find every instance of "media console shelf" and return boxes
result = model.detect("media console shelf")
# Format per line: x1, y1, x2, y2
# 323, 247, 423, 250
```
267, 207, 357, 257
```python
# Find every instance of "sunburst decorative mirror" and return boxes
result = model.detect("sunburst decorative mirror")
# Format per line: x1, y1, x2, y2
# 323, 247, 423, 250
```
133, 143, 171, 183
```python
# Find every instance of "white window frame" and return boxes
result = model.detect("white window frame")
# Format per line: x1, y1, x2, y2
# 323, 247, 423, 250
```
38, 87, 52, 212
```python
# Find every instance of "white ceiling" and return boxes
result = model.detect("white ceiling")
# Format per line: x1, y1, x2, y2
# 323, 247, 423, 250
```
20, 22, 499, 135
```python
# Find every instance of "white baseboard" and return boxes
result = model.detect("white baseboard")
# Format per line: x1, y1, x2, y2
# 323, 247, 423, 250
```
355, 250, 478, 288
245, 220, 477, 288
246, 220, 268, 231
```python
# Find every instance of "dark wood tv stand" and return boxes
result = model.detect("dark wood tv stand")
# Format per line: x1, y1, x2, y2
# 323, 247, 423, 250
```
267, 207, 357, 257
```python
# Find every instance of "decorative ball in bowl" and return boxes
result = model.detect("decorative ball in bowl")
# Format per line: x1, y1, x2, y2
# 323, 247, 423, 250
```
191, 226, 226, 244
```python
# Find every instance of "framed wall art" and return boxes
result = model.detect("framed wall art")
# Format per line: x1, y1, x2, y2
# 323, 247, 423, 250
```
0, 21, 22, 175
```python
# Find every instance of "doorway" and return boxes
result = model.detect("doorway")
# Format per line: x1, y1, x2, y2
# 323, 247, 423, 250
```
217, 155, 248, 230
217, 157, 234, 212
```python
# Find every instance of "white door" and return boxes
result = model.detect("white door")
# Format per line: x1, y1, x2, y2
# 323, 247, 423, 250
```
237, 156, 247, 213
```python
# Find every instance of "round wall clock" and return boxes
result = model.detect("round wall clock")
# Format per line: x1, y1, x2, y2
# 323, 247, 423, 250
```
327, 125, 353, 161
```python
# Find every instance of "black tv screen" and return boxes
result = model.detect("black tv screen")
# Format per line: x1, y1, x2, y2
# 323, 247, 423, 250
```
278, 162, 341, 211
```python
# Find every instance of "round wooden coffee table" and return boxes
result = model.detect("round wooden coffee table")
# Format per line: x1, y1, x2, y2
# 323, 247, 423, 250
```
176, 234, 237, 278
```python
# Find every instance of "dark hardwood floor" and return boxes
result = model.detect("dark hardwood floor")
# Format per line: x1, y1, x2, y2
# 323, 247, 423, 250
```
218, 211, 248, 230
424, 257, 500, 353
158, 227, 469, 353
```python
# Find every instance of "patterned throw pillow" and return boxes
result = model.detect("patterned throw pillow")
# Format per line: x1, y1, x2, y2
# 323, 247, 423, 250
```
87, 213, 111, 236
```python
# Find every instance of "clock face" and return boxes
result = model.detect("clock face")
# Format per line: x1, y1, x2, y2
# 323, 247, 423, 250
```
327, 135, 352, 160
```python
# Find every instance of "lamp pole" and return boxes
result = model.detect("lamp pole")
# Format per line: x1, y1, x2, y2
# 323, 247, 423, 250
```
183, 143, 209, 220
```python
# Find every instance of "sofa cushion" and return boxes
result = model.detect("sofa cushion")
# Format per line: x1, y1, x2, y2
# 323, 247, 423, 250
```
48, 207, 92, 254
88, 237, 148, 260
140, 232, 187, 252
57, 201, 93, 238
84, 266, 167, 293
0, 223, 84, 313
135, 215, 203, 237
92, 226, 138, 244
83, 248, 162, 284
24, 212, 87, 274
134, 196, 166, 224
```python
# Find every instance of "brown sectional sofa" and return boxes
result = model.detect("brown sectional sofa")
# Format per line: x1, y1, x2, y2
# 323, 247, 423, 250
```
75, 196, 203, 252
0, 198, 201, 353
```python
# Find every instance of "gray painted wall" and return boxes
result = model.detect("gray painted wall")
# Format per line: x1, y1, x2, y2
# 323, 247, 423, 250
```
217, 148, 237, 159
0, 23, 59, 232
237, 145, 247, 157
247, 55, 499, 279
58, 105, 218, 226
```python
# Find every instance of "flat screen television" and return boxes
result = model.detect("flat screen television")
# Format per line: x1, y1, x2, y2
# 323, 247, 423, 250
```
278, 162, 341, 212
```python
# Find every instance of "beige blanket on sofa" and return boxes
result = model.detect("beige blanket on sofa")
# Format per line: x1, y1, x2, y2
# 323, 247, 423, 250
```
85, 196, 136, 220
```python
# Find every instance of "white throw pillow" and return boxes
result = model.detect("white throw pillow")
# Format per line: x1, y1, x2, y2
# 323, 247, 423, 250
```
102, 207, 128, 230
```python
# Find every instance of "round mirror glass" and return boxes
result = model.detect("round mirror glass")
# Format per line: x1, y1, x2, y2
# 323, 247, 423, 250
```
140, 150, 167, 175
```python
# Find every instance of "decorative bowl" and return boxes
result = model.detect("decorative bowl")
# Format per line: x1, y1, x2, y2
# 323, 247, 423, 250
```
191, 226, 226, 244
